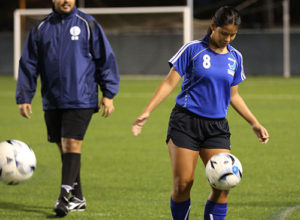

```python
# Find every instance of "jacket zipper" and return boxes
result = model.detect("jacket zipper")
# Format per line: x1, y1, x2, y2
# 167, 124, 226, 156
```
59, 19, 64, 97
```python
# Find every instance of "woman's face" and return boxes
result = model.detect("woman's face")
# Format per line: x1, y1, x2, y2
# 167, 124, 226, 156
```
210, 23, 238, 49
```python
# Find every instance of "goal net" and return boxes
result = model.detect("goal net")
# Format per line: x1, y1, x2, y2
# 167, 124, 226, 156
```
14, 6, 193, 79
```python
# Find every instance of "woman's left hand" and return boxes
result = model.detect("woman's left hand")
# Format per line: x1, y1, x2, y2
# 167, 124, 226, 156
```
251, 123, 269, 144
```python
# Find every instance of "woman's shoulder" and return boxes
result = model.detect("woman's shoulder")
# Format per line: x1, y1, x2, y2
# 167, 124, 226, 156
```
185, 40, 208, 49
228, 44, 243, 60
170, 40, 208, 64
179, 40, 209, 56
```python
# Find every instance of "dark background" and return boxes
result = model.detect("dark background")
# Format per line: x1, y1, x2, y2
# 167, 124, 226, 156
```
1, 0, 299, 76
1, 0, 300, 31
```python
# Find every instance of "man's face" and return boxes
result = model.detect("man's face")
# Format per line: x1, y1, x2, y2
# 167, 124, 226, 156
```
52, 0, 75, 14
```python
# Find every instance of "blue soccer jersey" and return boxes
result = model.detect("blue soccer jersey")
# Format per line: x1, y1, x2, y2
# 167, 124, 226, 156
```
169, 35, 246, 118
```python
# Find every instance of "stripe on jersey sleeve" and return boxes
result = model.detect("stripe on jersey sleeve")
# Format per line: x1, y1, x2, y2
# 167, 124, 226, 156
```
169, 40, 200, 64
230, 48, 246, 80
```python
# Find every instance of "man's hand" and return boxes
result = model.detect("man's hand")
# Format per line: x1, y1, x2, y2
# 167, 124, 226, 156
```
99, 97, 115, 118
18, 103, 32, 119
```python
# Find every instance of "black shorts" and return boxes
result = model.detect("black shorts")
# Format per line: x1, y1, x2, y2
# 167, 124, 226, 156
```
166, 104, 231, 151
44, 108, 95, 143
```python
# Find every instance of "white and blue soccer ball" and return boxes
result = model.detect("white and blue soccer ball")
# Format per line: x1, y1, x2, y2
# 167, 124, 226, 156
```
0, 140, 36, 185
205, 153, 243, 190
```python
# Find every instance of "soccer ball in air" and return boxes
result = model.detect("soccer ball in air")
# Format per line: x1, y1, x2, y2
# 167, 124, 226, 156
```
0, 140, 36, 185
205, 153, 242, 190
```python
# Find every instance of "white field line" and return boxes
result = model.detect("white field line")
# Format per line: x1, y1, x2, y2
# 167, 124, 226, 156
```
242, 94, 300, 100
276, 204, 300, 220
242, 80, 300, 86
0, 91, 16, 97
120, 75, 165, 80
117, 93, 300, 99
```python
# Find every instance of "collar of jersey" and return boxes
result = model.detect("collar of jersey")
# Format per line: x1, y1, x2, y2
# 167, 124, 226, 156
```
202, 34, 234, 52
52, 6, 78, 20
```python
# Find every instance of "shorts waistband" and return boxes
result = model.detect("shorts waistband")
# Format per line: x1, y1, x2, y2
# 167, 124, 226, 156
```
174, 104, 226, 121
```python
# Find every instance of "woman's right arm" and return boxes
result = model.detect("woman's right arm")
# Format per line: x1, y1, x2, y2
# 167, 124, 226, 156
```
132, 67, 182, 136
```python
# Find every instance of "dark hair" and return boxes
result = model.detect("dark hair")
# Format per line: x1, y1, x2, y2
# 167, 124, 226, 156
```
207, 6, 241, 35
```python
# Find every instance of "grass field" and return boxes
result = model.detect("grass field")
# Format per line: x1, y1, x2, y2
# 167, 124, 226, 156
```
0, 75, 300, 219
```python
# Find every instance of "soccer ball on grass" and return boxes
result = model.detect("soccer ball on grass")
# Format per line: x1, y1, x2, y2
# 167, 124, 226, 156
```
0, 140, 36, 185
205, 153, 242, 190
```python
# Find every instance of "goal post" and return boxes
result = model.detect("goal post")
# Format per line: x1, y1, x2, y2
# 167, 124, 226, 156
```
282, 0, 290, 78
13, 6, 193, 79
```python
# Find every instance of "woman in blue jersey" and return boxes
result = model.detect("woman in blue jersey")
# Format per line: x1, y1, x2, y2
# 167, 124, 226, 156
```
132, 6, 269, 220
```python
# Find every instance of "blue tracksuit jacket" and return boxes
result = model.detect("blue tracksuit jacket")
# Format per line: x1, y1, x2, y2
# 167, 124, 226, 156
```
16, 7, 120, 110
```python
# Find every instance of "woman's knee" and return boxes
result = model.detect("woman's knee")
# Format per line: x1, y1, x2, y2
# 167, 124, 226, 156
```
173, 178, 194, 196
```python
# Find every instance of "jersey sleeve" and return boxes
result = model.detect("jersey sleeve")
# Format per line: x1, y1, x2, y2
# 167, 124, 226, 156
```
90, 20, 120, 99
231, 51, 246, 86
168, 42, 194, 76
16, 27, 39, 104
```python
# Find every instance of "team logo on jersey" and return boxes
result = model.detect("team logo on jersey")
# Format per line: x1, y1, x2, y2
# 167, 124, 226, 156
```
70, 26, 81, 40
227, 57, 236, 76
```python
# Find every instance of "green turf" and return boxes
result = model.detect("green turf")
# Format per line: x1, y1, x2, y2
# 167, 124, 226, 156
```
0, 75, 300, 219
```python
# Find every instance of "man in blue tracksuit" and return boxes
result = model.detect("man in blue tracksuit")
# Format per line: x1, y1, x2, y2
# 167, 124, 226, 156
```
16, 0, 119, 217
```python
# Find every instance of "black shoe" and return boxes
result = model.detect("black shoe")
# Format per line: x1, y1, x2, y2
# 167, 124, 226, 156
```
54, 196, 69, 217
